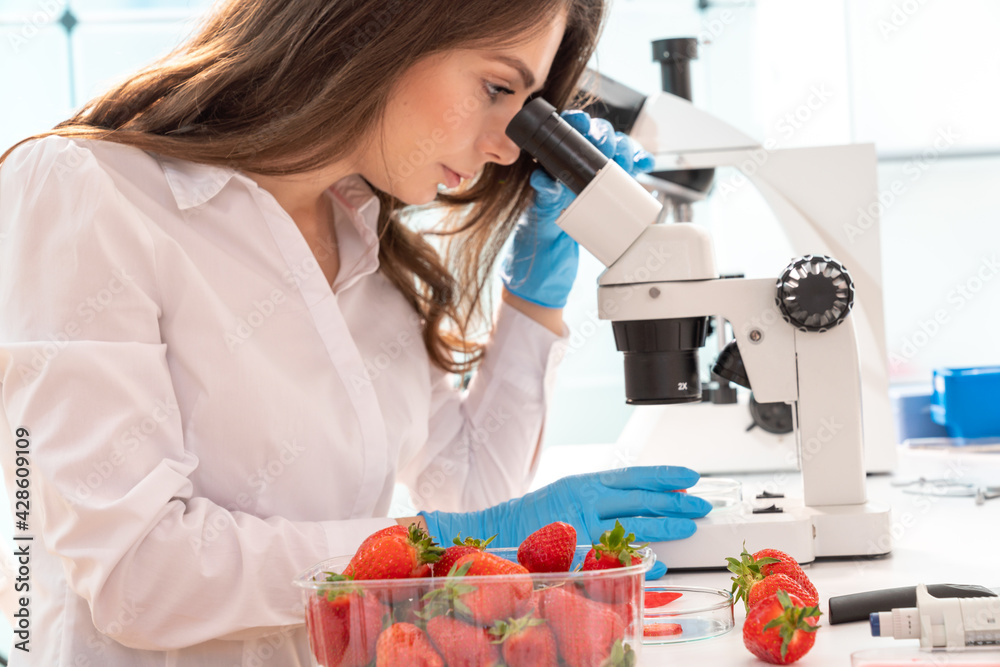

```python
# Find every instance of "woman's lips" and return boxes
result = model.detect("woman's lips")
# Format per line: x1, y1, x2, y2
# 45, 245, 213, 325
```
441, 165, 470, 188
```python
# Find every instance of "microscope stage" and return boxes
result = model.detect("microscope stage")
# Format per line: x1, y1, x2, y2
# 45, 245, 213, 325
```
650, 497, 892, 570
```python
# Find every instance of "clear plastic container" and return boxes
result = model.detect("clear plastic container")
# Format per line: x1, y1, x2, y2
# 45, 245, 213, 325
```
852, 646, 1000, 666
295, 545, 653, 667
641, 585, 735, 645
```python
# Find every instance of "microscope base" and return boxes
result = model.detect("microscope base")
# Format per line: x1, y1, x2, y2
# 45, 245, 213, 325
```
650, 499, 892, 570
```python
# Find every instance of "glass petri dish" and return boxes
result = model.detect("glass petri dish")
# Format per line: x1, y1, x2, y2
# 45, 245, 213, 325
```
642, 585, 734, 645
687, 477, 742, 513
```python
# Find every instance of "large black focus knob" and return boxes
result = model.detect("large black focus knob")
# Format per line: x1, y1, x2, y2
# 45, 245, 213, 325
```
775, 255, 855, 332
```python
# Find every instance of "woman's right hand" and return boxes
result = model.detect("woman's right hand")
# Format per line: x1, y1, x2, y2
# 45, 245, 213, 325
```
498, 110, 655, 309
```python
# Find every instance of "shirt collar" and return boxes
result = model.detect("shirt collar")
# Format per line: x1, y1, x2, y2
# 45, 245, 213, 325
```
154, 152, 381, 234
327, 174, 380, 235
155, 153, 238, 211
327, 176, 381, 291
154, 152, 383, 290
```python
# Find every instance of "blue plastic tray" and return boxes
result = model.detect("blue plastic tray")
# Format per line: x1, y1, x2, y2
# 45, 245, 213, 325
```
931, 366, 1000, 439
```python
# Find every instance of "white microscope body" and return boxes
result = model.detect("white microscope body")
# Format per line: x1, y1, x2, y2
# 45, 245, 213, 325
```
507, 95, 893, 567
558, 158, 893, 567
620, 91, 897, 477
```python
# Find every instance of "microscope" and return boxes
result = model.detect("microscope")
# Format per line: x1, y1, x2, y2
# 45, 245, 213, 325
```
506, 96, 893, 568
574, 41, 896, 478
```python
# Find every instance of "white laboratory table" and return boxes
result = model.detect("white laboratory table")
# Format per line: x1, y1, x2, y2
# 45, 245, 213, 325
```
530, 443, 1000, 666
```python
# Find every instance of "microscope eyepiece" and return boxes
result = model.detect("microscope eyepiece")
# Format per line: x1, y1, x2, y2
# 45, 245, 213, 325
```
505, 98, 609, 194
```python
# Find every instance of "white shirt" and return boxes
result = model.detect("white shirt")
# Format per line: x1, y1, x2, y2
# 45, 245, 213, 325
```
0, 135, 566, 666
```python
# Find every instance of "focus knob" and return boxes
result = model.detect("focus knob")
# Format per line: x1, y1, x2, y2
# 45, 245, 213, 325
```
775, 255, 855, 332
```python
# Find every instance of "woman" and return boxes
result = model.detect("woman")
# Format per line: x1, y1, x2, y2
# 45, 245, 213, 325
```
0, 0, 710, 663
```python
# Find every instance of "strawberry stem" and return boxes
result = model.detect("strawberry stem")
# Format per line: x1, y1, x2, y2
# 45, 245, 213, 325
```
407, 523, 446, 565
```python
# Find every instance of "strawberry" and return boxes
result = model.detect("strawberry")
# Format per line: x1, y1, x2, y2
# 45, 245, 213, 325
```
360, 525, 409, 550
580, 520, 645, 605
435, 552, 533, 626
642, 623, 682, 638
536, 586, 635, 667
433, 533, 497, 577
753, 548, 818, 600
346, 523, 444, 581
426, 614, 502, 667
375, 622, 444, 666
489, 614, 558, 667
343, 526, 408, 578
743, 590, 822, 664
306, 579, 387, 667
747, 573, 819, 609
728, 543, 819, 612
727, 543, 782, 611
517, 521, 577, 573
644, 591, 683, 608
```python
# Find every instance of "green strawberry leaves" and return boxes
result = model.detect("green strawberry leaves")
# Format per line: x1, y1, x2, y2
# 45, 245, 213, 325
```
452, 533, 498, 549
600, 639, 637, 667
726, 541, 781, 611
761, 590, 823, 661
418, 560, 478, 620
593, 520, 647, 566
487, 613, 546, 644
318, 571, 365, 602
408, 523, 446, 565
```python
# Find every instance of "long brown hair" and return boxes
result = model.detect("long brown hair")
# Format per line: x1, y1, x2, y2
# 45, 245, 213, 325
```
0, 0, 606, 373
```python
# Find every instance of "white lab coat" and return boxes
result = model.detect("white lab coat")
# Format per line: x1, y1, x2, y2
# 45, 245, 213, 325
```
0, 135, 565, 665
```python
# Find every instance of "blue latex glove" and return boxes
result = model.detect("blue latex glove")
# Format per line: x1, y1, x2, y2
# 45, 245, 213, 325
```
419, 466, 711, 580
500, 110, 656, 309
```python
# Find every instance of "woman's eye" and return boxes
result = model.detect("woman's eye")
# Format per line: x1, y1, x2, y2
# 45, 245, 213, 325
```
483, 81, 515, 102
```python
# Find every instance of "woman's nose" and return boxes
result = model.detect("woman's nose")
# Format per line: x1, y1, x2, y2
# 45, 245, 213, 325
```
478, 124, 521, 166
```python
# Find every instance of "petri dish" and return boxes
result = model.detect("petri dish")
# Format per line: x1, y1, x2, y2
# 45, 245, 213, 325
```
642, 585, 735, 645
687, 477, 742, 513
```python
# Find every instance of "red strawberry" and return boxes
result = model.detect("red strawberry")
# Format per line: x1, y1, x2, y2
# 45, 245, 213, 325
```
346, 523, 444, 581
644, 591, 683, 608
375, 622, 444, 666
426, 614, 502, 667
536, 586, 635, 667
753, 548, 818, 600
361, 525, 409, 550
727, 543, 783, 611
433, 533, 497, 577
581, 520, 645, 605
747, 573, 819, 609
489, 614, 558, 667
643, 623, 682, 638
728, 544, 819, 612
306, 582, 386, 667
517, 522, 577, 573
443, 552, 533, 626
743, 590, 822, 664
343, 526, 408, 577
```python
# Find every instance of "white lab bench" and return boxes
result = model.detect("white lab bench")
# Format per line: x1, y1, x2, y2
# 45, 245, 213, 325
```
530, 443, 1000, 666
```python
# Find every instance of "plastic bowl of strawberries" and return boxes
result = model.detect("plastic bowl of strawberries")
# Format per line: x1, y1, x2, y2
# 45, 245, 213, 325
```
294, 520, 655, 667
